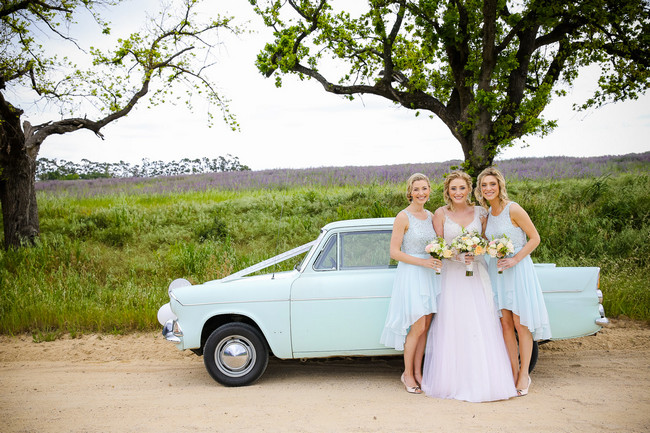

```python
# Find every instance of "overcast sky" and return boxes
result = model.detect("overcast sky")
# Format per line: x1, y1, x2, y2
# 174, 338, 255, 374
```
26, 1, 650, 170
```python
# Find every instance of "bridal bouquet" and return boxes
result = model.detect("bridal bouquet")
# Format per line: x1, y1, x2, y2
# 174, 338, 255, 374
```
425, 237, 453, 274
487, 235, 515, 273
450, 230, 488, 276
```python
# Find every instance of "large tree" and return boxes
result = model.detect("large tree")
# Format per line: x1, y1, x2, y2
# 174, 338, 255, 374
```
0, 0, 241, 249
250, 0, 649, 176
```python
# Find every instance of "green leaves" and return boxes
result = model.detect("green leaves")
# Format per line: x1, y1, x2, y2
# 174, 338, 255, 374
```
249, 0, 649, 175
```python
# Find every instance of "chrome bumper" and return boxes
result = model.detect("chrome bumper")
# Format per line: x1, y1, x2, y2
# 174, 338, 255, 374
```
596, 292, 610, 326
162, 319, 183, 343
158, 302, 183, 342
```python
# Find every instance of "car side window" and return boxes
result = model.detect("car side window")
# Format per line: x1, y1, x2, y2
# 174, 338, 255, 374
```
340, 230, 394, 269
313, 234, 338, 271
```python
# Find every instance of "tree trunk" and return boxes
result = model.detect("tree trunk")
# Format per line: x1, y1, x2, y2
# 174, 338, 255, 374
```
467, 134, 494, 177
457, 127, 495, 182
0, 105, 40, 250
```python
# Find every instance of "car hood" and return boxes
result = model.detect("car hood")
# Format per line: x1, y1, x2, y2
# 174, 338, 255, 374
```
170, 270, 298, 306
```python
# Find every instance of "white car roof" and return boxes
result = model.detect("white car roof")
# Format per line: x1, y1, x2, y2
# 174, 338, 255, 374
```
321, 217, 395, 231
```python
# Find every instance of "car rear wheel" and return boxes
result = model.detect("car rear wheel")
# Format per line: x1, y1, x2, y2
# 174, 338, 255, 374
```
203, 322, 269, 387
515, 332, 539, 373
528, 341, 538, 373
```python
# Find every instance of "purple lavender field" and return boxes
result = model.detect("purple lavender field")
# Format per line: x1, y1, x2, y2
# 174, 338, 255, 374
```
36, 152, 650, 197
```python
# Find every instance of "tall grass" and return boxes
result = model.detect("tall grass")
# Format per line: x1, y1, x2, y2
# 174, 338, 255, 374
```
1, 166, 648, 336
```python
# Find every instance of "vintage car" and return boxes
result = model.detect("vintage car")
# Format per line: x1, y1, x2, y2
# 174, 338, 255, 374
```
157, 218, 609, 386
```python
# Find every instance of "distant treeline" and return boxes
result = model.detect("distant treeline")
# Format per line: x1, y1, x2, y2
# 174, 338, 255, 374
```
36, 155, 250, 180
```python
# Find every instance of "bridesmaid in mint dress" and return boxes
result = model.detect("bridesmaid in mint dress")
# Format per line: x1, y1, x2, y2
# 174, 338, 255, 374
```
380, 173, 442, 394
476, 167, 551, 396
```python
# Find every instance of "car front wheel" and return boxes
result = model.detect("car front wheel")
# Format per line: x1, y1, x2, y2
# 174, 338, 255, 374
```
203, 322, 269, 387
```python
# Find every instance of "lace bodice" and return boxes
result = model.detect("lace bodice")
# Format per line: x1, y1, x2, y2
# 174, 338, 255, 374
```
485, 202, 527, 252
443, 206, 487, 244
401, 209, 436, 255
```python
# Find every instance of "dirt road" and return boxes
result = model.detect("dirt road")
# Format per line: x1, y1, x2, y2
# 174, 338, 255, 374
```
1, 318, 649, 433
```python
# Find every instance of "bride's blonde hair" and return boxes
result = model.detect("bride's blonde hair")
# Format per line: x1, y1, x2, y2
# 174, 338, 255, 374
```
443, 171, 473, 211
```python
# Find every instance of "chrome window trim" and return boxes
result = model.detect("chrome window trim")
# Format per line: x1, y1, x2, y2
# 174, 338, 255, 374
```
312, 232, 339, 272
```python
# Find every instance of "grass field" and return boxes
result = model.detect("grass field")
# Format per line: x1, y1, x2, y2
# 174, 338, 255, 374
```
1, 153, 649, 338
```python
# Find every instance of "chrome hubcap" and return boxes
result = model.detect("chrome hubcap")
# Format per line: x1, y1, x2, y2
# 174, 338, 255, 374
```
215, 335, 255, 377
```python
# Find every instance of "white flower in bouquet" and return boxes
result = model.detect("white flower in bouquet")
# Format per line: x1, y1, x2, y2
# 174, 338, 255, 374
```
425, 237, 451, 274
450, 229, 487, 276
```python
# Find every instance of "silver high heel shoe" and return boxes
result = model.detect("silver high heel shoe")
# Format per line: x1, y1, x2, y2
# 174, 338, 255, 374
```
517, 376, 532, 396
400, 373, 422, 394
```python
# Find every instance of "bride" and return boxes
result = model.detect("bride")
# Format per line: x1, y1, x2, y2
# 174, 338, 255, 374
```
421, 171, 516, 402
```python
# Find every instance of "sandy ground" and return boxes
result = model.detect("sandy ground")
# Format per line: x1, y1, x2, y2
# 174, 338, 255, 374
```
1, 318, 649, 433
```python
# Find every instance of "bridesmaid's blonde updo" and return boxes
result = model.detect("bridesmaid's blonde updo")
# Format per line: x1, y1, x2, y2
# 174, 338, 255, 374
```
406, 173, 431, 203
443, 170, 473, 211
475, 167, 509, 208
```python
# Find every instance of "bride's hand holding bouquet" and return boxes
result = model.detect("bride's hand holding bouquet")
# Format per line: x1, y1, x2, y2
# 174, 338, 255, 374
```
450, 230, 488, 276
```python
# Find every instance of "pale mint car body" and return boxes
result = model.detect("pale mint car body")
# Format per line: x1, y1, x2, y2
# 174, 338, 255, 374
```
159, 218, 608, 385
